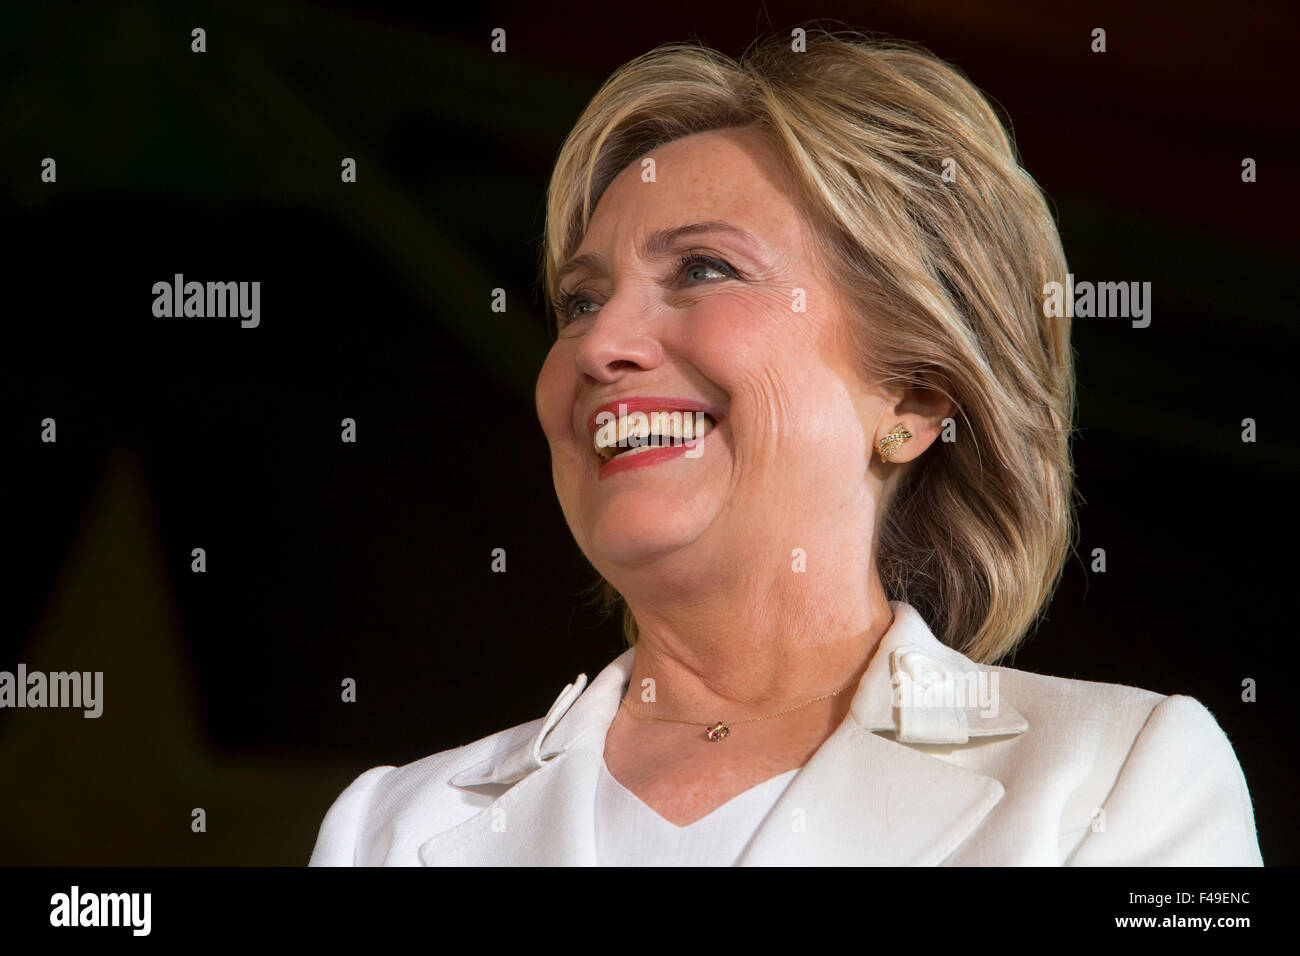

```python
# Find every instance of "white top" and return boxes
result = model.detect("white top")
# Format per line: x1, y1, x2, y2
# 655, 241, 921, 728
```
595, 758, 800, 866
308, 604, 1263, 866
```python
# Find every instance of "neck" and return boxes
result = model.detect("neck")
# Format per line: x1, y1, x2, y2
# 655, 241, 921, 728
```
613, 556, 895, 726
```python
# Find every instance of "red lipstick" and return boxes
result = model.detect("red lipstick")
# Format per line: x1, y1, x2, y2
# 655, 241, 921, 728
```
583, 396, 723, 480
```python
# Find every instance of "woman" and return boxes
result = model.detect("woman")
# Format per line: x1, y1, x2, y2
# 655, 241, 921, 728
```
309, 29, 1262, 866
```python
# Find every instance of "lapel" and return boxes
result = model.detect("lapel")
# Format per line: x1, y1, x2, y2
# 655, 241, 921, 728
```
418, 602, 1027, 866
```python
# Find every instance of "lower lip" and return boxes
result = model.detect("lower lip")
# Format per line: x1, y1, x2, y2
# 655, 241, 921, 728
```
597, 426, 720, 480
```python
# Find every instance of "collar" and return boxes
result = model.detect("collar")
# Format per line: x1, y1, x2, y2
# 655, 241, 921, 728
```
425, 602, 1027, 865
449, 600, 1026, 788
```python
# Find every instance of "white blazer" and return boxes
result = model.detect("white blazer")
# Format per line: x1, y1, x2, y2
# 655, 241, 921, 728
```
308, 602, 1263, 865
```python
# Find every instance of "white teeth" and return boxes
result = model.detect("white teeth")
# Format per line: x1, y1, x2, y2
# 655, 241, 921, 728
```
615, 413, 650, 445
595, 419, 618, 453
614, 443, 660, 458
593, 410, 717, 461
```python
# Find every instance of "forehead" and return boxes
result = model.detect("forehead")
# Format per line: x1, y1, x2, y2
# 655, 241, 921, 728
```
579, 126, 803, 253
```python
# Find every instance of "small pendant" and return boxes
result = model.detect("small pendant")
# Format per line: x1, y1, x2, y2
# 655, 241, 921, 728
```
705, 721, 730, 742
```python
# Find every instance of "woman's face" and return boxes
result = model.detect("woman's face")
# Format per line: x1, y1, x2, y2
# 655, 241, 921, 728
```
536, 126, 892, 585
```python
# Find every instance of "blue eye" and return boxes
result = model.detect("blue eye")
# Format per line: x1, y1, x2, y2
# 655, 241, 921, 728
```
551, 290, 596, 326
678, 252, 738, 283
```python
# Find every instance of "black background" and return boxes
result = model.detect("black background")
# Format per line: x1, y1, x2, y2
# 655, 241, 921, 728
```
1, 0, 1296, 864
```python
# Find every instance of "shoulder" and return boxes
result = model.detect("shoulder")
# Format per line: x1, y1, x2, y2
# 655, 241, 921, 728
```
990, 663, 1166, 741
986, 666, 1262, 865
307, 716, 543, 867
991, 664, 1238, 771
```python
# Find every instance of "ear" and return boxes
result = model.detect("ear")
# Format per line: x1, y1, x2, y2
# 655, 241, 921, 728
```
874, 383, 956, 464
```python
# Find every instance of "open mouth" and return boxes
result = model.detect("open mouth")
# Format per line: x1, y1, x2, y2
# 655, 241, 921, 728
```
593, 410, 718, 463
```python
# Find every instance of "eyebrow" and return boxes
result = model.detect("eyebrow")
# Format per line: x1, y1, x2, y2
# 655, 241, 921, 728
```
554, 221, 762, 288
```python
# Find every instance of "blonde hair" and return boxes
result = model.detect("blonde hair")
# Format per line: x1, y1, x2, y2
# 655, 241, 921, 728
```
542, 28, 1076, 664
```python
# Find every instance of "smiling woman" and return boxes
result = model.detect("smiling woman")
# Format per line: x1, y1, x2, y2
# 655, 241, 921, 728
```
308, 27, 1262, 866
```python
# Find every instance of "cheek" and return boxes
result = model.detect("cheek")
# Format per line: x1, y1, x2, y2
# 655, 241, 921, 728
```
536, 345, 589, 524
680, 295, 784, 409
535, 345, 576, 438
687, 294, 854, 449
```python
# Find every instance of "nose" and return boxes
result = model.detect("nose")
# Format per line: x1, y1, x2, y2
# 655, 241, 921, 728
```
573, 295, 665, 384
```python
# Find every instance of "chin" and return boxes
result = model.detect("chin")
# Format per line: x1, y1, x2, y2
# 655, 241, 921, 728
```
581, 495, 713, 569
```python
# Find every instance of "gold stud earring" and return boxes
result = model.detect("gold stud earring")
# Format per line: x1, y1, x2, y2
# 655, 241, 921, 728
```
876, 423, 913, 462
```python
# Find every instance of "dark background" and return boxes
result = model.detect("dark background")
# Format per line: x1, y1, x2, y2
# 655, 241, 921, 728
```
1, 0, 1296, 864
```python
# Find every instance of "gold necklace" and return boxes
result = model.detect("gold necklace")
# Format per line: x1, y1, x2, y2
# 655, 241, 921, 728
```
618, 672, 863, 742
